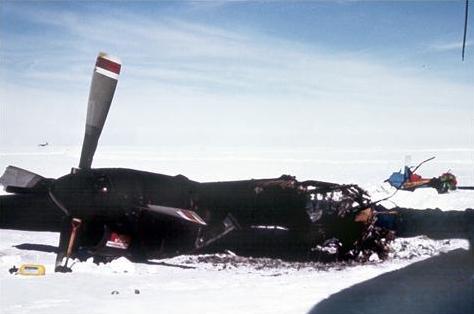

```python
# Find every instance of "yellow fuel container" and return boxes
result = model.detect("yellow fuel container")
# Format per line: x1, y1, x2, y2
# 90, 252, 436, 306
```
18, 264, 46, 276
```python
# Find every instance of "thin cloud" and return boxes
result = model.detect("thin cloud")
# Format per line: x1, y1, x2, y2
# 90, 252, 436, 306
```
1, 5, 472, 149
429, 41, 472, 51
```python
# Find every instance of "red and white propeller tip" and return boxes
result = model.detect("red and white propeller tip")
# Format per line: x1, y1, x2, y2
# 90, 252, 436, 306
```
95, 52, 121, 80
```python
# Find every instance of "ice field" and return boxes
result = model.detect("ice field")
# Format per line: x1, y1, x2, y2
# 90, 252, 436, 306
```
0, 146, 472, 314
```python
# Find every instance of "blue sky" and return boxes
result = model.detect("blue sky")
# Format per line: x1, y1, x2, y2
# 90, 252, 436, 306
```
0, 1, 472, 149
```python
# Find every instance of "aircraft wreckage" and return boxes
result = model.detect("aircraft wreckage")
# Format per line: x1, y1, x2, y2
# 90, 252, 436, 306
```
1, 53, 473, 272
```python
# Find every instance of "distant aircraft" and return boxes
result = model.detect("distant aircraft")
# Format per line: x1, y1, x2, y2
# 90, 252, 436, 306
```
1, 53, 471, 273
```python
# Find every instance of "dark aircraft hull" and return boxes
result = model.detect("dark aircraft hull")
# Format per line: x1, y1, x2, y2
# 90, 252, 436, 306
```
1, 167, 385, 263
0, 194, 63, 232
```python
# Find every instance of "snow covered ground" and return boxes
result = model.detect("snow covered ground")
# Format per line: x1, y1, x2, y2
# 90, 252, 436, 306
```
0, 146, 472, 313
1, 145, 473, 209
0, 230, 469, 314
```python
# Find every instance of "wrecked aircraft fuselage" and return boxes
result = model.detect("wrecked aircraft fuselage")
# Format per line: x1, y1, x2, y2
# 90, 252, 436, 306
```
1, 169, 392, 263
2, 53, 472, 271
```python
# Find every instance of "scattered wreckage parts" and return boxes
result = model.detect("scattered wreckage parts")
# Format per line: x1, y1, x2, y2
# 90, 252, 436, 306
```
385, 156, 474, 194
188, 176, 393, 263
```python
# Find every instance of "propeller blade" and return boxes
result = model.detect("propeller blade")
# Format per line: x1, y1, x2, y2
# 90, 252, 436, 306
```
0, 166, 52, 193
145, 204, 208, 226
0, 166, 44, 189
78, 52, 121, 169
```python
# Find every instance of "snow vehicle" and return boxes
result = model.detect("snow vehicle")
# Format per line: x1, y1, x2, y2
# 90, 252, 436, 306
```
386, 157, 458, 194
0, 53, 472, 272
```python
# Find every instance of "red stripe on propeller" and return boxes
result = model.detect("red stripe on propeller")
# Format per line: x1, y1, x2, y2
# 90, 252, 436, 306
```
96, 57, 121, 75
